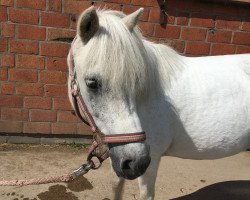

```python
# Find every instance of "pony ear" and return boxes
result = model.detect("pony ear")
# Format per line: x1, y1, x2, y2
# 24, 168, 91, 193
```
122, 8, 144, 32
77, 6, 99, 44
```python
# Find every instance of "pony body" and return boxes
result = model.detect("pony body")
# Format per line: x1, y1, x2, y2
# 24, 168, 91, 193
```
68, 7, 250, 200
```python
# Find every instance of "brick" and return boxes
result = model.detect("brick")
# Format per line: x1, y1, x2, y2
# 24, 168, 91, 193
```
1, 108, 28, 121
164, 40, 185, 53
48, 0, 61, 11
40, 71, 67, 84
0, 68, 7, 80
47, 28, 75, 41
57, 110, 79, 122
41, 12, 70, 28
10, 39, 38, 54
0, 121, 23, 133
0, 96, 23, 108
23, 122, 50, 134
24, 97, 52, 109
211, 43, 235, 55
53, 98, 72, 110
40, 42, 70, 57
17, 25, 46, 40
0, 38, 7, 52
77, 123, 91, 135
16, 83, 43, 96
123, 6, 149, 22
47, 57, 68, 71
64, 0, 91, 14
16, 55, 44, 69
149, 9, 175, 24
233, 32, 250, 45
9, 8, 38, 24
1, 82, 14, 94
45, 85, 68, 97
30, 109, 56, 122
186, 42, 210, 55
181, 27, 207, 41
176, 12, 189, 26
93, 2, 121, 11
190, 14, 215, 28
0, 0, 14, 6
1, 23, 15, 37
1, 54, 14, 67
16, 0, 45, 10
131, 0, 158, 7
138, 22, 155, 36
149, 8, 161, 23
52, 123, 76, 134
207, 30, 232, 43
0, 7, 7, 21
155, 25, 181, 39
242, 21, 250, 31
216, 17, 241, 30
9, 69, 38, 82
236, 45, 250, 54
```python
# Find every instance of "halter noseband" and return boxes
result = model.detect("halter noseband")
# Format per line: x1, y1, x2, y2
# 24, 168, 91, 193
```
69, 37, 146, 166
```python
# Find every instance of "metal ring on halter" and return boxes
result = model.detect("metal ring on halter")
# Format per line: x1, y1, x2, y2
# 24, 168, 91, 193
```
71, 79, 80, 95
87, 153, 102, 170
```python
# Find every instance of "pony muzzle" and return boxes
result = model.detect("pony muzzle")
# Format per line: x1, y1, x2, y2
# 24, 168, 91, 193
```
109, 141, 151, 180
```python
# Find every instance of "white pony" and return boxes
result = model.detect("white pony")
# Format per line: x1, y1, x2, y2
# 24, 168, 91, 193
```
68, 7, 250, 200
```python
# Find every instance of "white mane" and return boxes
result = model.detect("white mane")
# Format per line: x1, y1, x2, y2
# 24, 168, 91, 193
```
73, 9, 184, 95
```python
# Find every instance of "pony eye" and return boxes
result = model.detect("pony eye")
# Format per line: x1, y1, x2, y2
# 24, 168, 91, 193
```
85, 78, 101, 90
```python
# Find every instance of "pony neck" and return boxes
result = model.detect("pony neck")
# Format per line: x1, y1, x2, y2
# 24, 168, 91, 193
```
142, 40, 185, 94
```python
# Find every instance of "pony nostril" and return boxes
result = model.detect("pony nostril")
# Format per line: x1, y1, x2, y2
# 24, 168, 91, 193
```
122, 159, 133, 171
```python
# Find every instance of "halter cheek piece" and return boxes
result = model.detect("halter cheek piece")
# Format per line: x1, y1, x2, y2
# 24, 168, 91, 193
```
69, 37, 146, 168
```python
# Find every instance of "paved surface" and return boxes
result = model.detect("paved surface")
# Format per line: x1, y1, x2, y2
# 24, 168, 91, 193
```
0, 144, 249, 200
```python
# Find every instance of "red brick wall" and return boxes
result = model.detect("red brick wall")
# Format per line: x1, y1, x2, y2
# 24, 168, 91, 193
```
0, 0, 250, 136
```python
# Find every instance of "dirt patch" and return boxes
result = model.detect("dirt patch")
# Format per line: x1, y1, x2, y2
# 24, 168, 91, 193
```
68, 177, 93, 192
38, 185, 78, 200
0, 144, 249, 200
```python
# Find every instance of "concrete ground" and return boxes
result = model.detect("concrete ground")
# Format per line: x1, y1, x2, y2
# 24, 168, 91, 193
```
0, 144, 249, 200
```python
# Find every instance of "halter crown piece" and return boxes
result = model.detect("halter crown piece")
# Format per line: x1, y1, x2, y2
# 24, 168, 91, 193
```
69, 37, 146, 168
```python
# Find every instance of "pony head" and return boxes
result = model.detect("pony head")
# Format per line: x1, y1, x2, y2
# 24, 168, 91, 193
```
68, 6, 151, 180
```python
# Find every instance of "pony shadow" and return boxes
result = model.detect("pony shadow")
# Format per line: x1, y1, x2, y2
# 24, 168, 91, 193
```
171, 180, 250, 200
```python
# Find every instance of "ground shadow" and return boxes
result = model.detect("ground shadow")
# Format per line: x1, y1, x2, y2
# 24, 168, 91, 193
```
171, 180, 250, 200
38, 185, 78, 200
67, 176, 93, 192
37, 176, 93, 200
